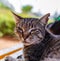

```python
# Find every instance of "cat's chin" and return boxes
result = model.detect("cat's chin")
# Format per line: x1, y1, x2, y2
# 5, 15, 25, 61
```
24, 43, 32, 46
24, 40, 40, 46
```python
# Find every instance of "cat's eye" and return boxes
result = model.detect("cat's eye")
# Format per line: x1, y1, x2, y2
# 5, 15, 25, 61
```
31, 31, 34, 34
32, 29, 39, 34
36, 30, 39, 33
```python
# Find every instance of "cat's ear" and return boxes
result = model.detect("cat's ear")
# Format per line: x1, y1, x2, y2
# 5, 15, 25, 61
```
12, 12, 23, 24
39, 13, 50, 25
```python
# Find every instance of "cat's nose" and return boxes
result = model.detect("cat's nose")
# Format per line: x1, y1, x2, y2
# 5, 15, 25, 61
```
23, 39, 32, 46
38, 34, 44, 39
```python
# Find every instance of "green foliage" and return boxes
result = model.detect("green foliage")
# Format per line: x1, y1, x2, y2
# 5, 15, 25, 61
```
21, 5, 32, 13
0, 8, 15, 37
54, 15, 60, 21
0, 18, 15, 37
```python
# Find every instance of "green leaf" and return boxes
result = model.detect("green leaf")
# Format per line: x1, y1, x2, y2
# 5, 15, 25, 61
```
0, 32, 4, 37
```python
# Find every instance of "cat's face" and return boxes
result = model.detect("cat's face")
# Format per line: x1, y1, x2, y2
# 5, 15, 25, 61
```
13, 12, 50, 46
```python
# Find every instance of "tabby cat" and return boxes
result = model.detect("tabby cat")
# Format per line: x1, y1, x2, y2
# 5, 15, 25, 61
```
5, 13, 60, 61
12, 12, 50, 61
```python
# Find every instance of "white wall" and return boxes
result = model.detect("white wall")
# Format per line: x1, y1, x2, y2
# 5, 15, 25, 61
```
0, 0, 60, 15
20, 0, 60, 15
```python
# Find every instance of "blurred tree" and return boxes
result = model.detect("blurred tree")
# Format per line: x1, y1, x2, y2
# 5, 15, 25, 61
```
21, 5, 32, 13
55, 15, 60, 21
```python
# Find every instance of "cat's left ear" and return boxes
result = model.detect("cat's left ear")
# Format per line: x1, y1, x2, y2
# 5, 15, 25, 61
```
39, 13, 50, 25
12, 12, 23, 24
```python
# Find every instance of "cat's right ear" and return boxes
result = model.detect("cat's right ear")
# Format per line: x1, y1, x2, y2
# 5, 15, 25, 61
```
39, 13, 50, 25
12, 12, 23, 24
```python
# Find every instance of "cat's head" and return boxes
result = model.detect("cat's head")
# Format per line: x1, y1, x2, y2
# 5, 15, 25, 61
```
12, 12, 50, 46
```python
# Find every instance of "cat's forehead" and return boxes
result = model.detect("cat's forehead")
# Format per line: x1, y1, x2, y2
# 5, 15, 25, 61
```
13, 12, 50, 31
13, 12, 50, 28
18, 18, 43, 28
22, 18, 39, 23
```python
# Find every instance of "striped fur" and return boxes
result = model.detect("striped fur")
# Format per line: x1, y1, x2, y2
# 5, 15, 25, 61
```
13, 13, 50, 61
41, 21, 60, 60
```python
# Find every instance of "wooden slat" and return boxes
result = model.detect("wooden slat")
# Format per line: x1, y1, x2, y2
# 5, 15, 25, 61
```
0, 48, 23, 59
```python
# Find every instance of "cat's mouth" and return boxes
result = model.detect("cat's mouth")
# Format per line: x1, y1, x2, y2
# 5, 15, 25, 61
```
45, 24, 60, 40
24, 40, 36, 46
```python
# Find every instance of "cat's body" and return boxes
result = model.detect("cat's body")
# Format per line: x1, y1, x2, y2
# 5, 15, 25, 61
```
43, 21, 60, 59
5, 13, 60, 61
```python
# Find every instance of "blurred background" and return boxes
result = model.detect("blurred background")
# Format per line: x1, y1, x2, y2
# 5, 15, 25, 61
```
0, 0, 60, 37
